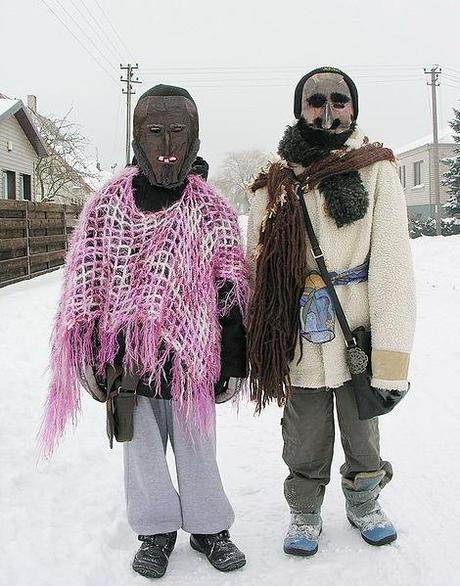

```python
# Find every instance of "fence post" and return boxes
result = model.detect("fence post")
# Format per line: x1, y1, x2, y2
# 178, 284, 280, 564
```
63, 206, 68, 251
25, 201, 31, 280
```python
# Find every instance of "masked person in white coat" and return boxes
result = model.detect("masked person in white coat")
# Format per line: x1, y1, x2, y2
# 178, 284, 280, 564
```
247, 67, 416, 556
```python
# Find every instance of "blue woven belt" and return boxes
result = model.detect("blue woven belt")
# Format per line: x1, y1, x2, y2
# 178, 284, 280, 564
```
299, 259, 369, 344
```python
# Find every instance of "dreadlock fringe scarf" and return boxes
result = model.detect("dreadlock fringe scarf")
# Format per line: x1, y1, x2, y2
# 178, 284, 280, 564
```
248, 144, 396, 412
39, 167, 249, 457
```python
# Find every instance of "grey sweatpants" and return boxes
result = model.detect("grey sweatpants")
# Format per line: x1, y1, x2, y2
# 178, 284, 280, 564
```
123, 396, 235, 535
282, 382, 393, 513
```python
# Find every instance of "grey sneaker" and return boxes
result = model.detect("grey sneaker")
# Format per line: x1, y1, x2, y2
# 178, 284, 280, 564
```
132, 532, 177, 579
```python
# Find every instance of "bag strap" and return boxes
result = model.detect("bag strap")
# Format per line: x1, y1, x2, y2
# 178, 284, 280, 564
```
120, 372, 140, 393
106, 364, 140, 395
296, 185, 357, 348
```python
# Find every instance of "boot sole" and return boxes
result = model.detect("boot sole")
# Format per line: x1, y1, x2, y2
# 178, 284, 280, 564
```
190, 538, 247, 572
347, 517, 397, 546
132, 562, 167, 579
283, 544, 318, 557
283, 525, 322, 557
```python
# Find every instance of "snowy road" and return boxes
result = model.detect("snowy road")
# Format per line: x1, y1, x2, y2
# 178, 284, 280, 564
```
1, 235, 460, 586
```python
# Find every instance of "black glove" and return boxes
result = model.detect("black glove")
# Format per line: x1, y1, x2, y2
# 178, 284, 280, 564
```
370, 385, 409, 409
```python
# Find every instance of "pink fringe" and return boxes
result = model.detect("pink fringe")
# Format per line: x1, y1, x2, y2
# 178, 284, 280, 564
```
38, 168, 249, 457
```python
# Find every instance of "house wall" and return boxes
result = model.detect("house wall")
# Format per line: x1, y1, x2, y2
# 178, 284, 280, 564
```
429, 143, 457, 205
54, 181, 92, 206
0, 115, 38, 200
397, 143, 457, 219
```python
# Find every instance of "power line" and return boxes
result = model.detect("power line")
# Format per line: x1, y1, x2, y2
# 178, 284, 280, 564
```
52, 0, 119, 75
93, 0, 134, 61
68, 0, 123, 63
443, 82, 460, 90
140, 77, 425, 89
40, 0, 117, 82
141, 64, 426, 73
443, 73, 460, 85
81, 0, 125, 61
444, 65, 460, 77
140, 65, 427, 88
141, 73, 424, 81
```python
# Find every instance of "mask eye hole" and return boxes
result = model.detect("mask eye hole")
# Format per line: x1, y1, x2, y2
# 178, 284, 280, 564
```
330, 93, 350, 110
149, 125, 163, 133
170, 124, 185, 133
307, 94, 326, 108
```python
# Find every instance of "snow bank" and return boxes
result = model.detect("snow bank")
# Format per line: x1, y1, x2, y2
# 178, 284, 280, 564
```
1, 236, 460, 586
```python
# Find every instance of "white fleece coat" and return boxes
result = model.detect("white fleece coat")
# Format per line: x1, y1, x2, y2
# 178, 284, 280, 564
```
247, 128, 416, 391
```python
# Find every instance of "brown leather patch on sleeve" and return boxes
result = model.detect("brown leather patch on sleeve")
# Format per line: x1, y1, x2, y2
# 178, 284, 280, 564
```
372, 349, 410, 381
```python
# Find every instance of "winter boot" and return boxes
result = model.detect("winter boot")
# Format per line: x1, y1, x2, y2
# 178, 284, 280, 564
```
190, 530, 246, 572
283, 511, 322, 556
343, 471, 397, 546
132, 532, 177, 579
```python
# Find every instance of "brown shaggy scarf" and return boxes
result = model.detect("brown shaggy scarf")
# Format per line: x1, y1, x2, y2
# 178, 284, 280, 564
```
248, 144, 396, 412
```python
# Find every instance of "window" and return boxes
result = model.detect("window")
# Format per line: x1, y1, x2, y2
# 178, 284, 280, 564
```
413, 160, 423, 187
20, 174, 32, 200
398, 165, 406, 188
2, 170, 16, 199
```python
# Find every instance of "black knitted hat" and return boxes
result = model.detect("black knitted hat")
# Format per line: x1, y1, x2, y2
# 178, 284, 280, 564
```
137, 84, 196, 106
293, 67, 358, 120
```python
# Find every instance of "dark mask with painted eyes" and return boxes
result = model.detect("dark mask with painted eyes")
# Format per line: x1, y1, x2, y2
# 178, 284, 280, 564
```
132, 95, 200, 188
301, 72, 354, 134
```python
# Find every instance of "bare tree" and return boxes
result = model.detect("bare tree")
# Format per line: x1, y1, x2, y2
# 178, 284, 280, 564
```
211, 149, 271, 214
33, 110, 97, 203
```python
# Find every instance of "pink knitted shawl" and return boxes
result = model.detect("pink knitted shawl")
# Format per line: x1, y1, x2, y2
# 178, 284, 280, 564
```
39, 166, 249, 457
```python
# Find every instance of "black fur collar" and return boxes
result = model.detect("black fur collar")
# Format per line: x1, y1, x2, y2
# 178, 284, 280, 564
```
278, 119, 331, 167
319, 171, 369, 228
278, 119, 368, 227
278, 118, 354, 167
131, 156, 210, 213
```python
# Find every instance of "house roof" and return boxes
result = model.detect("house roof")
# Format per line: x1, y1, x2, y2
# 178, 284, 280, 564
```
0, 98, 48, 157
395, 127, 455, 155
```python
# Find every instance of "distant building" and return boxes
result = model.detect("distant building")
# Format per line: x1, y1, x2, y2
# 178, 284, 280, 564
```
0, 95, 48, 201
26, 95, 105, 205
396, 129, 456, 219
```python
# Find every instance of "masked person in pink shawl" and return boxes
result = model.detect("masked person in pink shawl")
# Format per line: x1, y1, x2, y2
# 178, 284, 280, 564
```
40, 85, 249, 578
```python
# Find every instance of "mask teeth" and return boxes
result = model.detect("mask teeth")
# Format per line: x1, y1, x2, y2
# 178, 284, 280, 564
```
158, 156, 165, 162
169, 156, 177, 162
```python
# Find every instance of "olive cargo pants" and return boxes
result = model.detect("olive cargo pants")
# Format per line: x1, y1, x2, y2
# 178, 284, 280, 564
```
282, 382, 393, 513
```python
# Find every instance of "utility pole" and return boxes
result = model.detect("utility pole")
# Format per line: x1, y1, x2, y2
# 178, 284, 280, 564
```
424, 65, 442, 236
120, 63, 141, 165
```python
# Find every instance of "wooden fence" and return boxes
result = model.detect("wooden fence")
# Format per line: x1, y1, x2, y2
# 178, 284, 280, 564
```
0, 200, 81, 288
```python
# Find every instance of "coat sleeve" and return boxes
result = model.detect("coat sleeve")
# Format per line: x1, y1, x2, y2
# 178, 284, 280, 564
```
368, 160, 416, 391
218, 281, 248, 378
246, 187, 269, 289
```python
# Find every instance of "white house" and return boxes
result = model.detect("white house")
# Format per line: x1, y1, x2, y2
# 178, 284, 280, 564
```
396, 128, 456, 220
0, 95, 48, 201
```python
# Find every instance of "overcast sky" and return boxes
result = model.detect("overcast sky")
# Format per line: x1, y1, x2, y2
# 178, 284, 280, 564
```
2, 0, 460, 175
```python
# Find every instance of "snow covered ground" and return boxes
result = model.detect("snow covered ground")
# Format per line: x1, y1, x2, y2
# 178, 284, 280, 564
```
1, 234, 460, 586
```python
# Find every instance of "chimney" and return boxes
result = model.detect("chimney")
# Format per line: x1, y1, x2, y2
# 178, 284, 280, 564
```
27, 95, 37, 113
